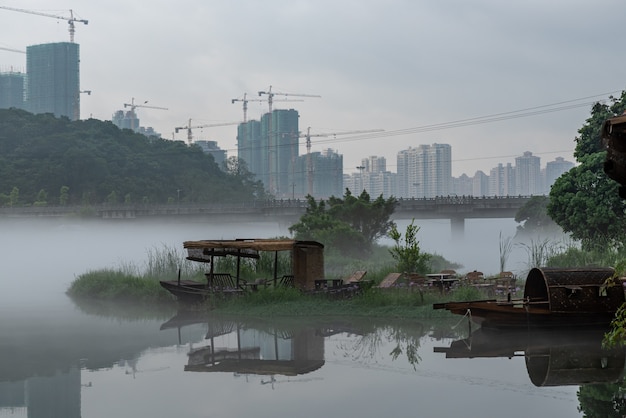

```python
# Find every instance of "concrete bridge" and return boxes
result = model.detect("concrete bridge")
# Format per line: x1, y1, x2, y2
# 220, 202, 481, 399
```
0, 195, 532, 237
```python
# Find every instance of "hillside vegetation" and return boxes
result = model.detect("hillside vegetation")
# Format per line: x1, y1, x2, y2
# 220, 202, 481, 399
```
0, 109, 265, 206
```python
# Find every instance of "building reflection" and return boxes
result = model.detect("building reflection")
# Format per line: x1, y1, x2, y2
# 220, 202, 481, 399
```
434, 327, 626, 387
0, 366, 81, 418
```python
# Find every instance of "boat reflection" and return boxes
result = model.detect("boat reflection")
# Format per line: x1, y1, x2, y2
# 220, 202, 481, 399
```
434, 327, 626, 387
161, 311, 339, 378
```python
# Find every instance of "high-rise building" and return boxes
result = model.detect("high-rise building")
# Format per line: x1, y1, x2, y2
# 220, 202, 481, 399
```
489, 163, 515, 196
195, 140, 227, 169
544, 156, 574, 193
0, 71, 26, 109
237, 119, 263, 179
515, 151, 541, 195
396, 144, 452, 198
26, 42, 80, 120
238, 109, 299, 197
294, 148, 344, 198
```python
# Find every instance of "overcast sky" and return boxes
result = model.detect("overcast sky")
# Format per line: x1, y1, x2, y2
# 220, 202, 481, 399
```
1, 0, 624, 177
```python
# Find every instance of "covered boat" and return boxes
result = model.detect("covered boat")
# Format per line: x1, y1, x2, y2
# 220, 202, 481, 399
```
433, 267, 625, 329
160, 239, 325, 303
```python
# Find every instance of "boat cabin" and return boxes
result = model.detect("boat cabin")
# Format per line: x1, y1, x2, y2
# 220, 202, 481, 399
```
524, 267, 624, 314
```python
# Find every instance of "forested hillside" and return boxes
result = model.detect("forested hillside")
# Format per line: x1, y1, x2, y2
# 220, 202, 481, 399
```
0, 109, 265, 206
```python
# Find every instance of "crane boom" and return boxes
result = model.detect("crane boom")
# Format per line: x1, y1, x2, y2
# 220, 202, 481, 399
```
175, 118, 240, 144
122, 98, 167, 132
0, 46, 25, 54
232, 93, 304, 122
258, 85, 320, 113
0, 6, 88, 43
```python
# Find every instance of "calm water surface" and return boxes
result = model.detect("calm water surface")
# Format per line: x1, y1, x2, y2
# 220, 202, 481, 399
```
0, 218, 622, 417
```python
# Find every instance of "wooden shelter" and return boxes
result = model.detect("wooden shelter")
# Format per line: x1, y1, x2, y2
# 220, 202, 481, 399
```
160, 239, 325, 302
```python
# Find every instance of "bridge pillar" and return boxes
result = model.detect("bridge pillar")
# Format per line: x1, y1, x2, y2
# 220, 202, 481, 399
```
450, 217, 465, 240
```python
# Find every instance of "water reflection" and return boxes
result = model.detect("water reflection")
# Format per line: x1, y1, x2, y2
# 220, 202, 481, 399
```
161, 312, 326, 377
2, 300, 620, 418
434, 327, 626, 387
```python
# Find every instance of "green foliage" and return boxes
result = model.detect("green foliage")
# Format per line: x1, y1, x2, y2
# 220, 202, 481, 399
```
59, 186, 69, 205
289, 189, 397, 257
66, 269, 173, 303
548, 92, 626, 251
0, 109, 264, 205
388, 219, 431, 274
577, 381, 626, 417
514, 195, 560, 237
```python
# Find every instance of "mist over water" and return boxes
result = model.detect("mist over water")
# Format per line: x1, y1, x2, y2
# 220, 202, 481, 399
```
0, 215, 538, 309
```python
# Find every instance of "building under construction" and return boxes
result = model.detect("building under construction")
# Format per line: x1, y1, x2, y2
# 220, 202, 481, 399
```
26, 42, 80, 121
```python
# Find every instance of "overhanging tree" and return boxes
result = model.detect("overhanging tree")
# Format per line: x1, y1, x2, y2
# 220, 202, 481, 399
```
547, 92, 626, 251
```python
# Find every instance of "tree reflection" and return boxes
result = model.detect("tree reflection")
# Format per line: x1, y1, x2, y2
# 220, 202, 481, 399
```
348, 322, 427, 369
578, 380, 626, 417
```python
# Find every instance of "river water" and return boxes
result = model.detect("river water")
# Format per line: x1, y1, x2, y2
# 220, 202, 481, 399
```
0, 217, 620, 417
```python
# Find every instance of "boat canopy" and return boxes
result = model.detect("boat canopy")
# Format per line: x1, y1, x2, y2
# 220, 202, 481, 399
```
524, 267, 624, 314
184, 239, 324, 262
183, 239, 325, 290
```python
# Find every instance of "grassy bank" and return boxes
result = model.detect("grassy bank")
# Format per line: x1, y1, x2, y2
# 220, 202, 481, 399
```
66, 244, 484, 318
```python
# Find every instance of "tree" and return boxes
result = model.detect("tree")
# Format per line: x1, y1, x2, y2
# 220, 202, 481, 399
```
514, 195, 561, 237
289, 189, 397, 257
59, 186, 69, 206
547, 92, 626, 251
326, 189, 398, 244
388, 219, 431, 274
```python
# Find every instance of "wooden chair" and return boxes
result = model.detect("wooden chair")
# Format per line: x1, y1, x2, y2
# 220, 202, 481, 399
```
277, 275, 294, 288
377, 272, 402, 288
343, 270, 367, 285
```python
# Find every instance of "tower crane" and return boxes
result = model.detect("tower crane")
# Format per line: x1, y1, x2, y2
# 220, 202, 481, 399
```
123, 98, 168, 132
0, 6, 88, 43
258, 86, 320, 113
0, 46, 25, 54
301, 127, 384, 195
232, 93, 303, 122
175, 119, 240, 145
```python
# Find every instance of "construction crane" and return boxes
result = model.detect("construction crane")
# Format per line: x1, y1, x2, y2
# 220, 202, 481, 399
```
0, 6, 88, 43
0, 46, 25, 54
175, 119, 240, 145
258, 85, 320, 113
232, 93, 303, 122
123, 98, 168, 132
301, 127, 384, 195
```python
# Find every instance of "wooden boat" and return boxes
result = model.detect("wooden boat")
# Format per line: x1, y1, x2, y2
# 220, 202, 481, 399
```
160, 238, 325, 303
433, 267, 625, 329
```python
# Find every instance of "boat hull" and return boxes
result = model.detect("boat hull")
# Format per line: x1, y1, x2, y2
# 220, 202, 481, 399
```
434, 299, 618, 329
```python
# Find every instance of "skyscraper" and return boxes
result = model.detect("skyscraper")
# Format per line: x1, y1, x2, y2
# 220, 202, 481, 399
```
515, 151, 541, 195
26, 42, 80, 120
238, 109, 299, 196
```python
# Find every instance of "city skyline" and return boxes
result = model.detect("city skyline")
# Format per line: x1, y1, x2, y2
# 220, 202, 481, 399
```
0, 1, 624, 178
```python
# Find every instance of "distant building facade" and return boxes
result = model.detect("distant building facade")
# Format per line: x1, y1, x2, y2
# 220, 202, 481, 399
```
544, 156, 575, 193
396, 144, 451, 198
195, 140, 227, 169
515, 151, 541, 195
237, 109, 300, 197
26, 42, 80, 120
0, 72, 25, 109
